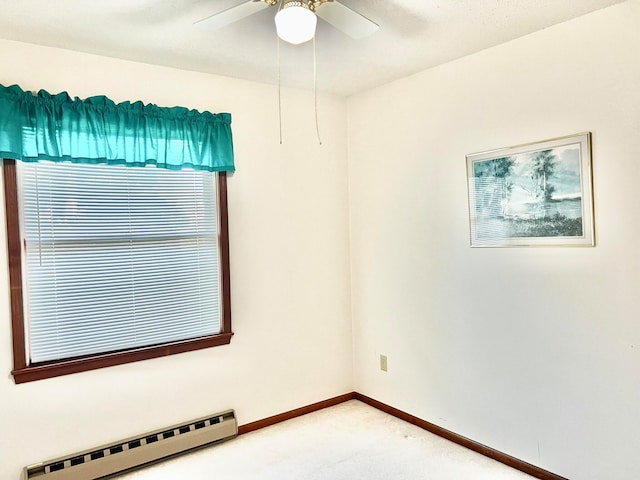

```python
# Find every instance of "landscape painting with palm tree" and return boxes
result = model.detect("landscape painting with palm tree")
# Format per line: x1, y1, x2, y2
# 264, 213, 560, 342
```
467, 133, 594, 246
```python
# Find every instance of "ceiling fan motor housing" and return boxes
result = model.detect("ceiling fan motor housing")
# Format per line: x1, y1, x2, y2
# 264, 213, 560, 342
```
194, 0, 378, 43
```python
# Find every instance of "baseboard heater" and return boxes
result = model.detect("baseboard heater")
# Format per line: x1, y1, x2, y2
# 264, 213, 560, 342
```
24, 409, 237, 480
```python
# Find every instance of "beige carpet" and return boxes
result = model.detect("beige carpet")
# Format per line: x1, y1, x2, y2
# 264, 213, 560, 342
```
114, 400, 536, 480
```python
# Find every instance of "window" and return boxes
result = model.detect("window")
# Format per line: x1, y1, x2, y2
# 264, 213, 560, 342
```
4, 159, 232, 383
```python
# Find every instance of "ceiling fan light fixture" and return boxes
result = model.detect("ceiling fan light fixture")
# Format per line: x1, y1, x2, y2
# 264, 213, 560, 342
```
275, 1, 317, 45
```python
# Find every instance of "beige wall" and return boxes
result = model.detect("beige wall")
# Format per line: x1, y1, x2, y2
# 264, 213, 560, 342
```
0, 41, 353, 479
348, 1, 640, 479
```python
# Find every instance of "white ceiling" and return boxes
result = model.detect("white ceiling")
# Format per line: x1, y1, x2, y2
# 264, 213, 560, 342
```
0, 0, 627, 96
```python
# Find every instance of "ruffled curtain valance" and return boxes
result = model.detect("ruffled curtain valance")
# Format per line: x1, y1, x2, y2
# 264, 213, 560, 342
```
0, 84, 235, 172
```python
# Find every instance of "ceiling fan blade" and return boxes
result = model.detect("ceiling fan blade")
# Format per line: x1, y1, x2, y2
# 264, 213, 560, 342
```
194, 0, 270, 30
316, 1, 379, 39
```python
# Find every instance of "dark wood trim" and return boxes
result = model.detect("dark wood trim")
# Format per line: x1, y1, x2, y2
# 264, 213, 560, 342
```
237, 392, 566, 480
3, 159, 28, 372
238, 393, 357, 435
4, 161, 234, 384
12, 333, 233, 384
218, 172, 232, 334
354, 393, 568, 480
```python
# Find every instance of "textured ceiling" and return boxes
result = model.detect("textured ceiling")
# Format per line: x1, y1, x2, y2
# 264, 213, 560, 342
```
0, 0, 627, 96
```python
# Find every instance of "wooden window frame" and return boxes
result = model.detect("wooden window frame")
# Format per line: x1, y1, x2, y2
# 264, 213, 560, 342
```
3, 159, 233, 384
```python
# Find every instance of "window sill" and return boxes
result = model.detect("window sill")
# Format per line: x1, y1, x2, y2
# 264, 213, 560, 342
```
12, 332, 233, 384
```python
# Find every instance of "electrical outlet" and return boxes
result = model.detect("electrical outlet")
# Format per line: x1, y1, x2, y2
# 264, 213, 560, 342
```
380, 354, 388, 372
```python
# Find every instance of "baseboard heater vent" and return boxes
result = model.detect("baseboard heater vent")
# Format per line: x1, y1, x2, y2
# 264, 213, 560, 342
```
24, 409, 237, 480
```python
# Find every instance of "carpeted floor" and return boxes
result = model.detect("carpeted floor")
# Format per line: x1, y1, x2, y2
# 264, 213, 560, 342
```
114, 400, 536, 479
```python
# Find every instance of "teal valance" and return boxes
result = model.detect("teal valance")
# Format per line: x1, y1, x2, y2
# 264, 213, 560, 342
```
0, 84, 235, 172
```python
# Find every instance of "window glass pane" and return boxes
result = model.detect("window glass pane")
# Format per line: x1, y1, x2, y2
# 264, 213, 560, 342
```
18, 161, 221, 363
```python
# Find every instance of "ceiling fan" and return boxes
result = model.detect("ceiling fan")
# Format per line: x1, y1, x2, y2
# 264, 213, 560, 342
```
194, 0, 379, 45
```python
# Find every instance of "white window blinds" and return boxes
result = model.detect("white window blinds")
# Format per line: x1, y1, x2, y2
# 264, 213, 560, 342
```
17, 161, 221, 364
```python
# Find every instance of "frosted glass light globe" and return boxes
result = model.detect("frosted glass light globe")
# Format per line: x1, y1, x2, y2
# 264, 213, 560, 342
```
275, 2, 317, 45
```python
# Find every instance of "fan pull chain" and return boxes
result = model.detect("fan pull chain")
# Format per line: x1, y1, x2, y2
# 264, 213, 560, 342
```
277, 0, 284, 144
313, 35, 322, 145
275, 0, 321, 146
277, 35, 283, 145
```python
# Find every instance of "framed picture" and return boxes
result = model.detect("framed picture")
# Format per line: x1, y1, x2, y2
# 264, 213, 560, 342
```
466, 133, 594, 247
